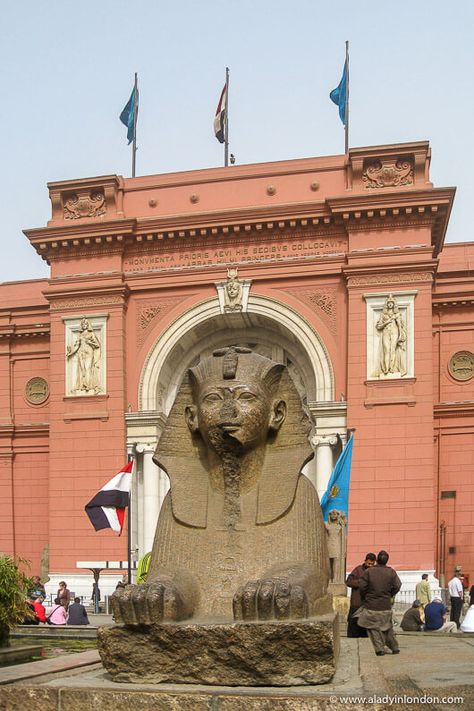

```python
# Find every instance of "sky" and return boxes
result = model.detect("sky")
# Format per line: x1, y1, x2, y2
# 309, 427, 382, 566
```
1, 1, 473, 283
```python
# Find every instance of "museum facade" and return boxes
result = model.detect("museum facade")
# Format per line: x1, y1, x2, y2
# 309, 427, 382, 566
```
1, 140, 473, 598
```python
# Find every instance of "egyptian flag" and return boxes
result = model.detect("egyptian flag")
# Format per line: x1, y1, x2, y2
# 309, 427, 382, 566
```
214, 83, 227, 143
85, 461, 133, 535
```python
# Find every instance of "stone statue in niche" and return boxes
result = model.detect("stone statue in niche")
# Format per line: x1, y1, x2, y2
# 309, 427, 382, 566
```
66, 317, 102, 393
325, 509, 347, 588
373, 294, 407, 377
223, 268, 243, 312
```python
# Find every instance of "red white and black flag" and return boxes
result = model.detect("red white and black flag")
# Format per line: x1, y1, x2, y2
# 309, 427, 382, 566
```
214, 83, 227, 143
85, 460, 133, 536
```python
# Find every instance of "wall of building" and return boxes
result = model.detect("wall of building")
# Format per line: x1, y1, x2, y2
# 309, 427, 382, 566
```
0, 142, 471, 595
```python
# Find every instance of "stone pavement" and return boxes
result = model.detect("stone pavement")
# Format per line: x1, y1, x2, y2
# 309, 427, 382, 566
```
0, 631, 473, 709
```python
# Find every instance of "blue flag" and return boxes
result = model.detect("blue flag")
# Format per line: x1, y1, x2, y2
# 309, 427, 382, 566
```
329, 60, 348, 125
320, 434, 353, 521
120, 86, 138, 145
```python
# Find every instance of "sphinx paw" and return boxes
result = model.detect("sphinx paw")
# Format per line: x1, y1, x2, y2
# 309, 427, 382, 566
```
110, 578, 187, 625
232, 578, 309, 621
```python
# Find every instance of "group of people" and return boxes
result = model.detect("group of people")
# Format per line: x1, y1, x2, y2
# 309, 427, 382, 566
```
401, 572, 474, 633
346, 553, 474, 656
346, 551, 401, 655
24, 578, 90, 626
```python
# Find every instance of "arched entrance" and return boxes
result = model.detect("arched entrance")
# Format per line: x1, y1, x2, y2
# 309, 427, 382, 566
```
127, 294, 346, 557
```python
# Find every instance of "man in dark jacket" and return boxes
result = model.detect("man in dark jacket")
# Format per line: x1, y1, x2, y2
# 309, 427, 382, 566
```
356, 550, 401, 656
400, 600, 423, 631
346, 552, 376, 637
67, 597, 90, 625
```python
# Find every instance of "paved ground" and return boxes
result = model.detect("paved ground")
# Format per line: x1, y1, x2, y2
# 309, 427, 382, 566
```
1, 628, 473, 709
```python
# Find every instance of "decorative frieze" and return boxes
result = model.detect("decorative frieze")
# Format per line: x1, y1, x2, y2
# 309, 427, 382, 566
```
347, 272, 432, 288
362, 158, 414, 189
63, 190, 106, 220
50, 295, 123, 311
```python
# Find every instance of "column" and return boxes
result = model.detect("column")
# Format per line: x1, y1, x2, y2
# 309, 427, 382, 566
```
139, 444, 160, 555
311, 435, 338, 501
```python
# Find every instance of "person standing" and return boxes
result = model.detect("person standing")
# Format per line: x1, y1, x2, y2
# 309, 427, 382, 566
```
415, 573, 432, 619
67, 597, 90, 625
448, 572, 464, 629
57, 581, 71, 610
356, 550, 402, 656
346, 552, 376, 637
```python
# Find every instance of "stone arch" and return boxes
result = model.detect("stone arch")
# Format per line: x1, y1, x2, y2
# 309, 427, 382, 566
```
139, 294, 334, 413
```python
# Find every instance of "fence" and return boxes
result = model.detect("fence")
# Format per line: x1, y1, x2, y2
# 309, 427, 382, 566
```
392, 588, 445, 612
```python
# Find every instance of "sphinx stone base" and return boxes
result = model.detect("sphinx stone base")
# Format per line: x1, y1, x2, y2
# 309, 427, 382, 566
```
98, 613, 339, 686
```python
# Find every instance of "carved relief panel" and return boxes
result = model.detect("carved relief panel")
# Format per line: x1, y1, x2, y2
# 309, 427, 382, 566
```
64, 315, 107, 396
364, 292, 416, 380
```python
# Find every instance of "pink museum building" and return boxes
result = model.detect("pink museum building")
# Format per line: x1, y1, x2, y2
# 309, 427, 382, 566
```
1, 140, 473, 598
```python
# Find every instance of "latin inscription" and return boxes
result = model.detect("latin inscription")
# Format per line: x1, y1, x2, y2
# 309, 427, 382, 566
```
124, 237, 347, 273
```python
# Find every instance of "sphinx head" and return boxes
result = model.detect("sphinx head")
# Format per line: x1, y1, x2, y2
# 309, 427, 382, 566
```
185, 347, 287, 455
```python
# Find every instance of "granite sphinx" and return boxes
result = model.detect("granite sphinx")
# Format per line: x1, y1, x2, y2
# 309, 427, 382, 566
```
101, 347, 337, 685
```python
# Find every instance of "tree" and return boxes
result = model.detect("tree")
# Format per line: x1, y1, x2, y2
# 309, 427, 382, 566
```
0, 555, 33, 647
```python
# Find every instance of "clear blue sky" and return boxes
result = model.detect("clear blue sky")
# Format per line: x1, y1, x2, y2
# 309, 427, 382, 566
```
1, 1, 472, 282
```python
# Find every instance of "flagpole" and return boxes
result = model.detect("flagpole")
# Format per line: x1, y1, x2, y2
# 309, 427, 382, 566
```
132, 72, 138, 178
224, 67, 229, 167
344, 41, 349, 154
127, 452, 134, 584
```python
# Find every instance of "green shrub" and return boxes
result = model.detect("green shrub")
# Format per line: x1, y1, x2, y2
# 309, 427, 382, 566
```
0, 555, 34, 647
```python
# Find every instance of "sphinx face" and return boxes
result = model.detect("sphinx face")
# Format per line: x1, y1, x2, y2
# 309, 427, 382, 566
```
193, 380, 272, 455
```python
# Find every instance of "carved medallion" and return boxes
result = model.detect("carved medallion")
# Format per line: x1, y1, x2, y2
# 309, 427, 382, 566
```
63, 190, 106, 219
448, 351, 474, 381
25, 377, 49, 405
362, 158, 413, 189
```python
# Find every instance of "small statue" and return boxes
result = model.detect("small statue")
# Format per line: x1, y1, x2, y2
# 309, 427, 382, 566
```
373, 294, 407, 377
66, 317, 101, 393
223, 269, 243, 312
325, 509, 347, 585
111, 347, 330, 623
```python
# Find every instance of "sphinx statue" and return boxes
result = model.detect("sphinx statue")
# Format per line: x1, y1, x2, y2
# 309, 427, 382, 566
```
102, 347, 337, 685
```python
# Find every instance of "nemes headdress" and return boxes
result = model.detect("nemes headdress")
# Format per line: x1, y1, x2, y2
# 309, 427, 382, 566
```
154, 348, 313, 528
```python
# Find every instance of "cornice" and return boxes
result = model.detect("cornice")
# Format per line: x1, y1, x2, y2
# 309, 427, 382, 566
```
0, 324, 50, 340
432, 294, 474, 308
434, 402, 474, 419
23, 179, 454, 265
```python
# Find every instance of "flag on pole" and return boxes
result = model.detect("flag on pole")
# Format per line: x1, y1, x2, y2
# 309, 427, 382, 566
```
85, 460, 133, 535
329, 58, 348, 126
214, 83, 227, 143
120, 85, 139, 144
320, 434, 354, 521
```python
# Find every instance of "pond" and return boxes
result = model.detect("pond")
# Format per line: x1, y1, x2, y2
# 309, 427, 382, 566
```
5, 637, 97, 666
